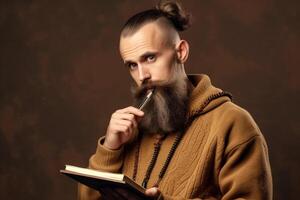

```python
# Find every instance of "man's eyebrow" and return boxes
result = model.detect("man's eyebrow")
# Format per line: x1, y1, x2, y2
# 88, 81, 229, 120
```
140, 51, 158, 59
124, 60, 134, 66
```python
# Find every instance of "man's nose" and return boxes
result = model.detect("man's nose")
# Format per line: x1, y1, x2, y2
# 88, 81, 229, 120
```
138, 64, 150, 82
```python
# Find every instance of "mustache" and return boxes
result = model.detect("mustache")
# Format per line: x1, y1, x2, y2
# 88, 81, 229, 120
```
132, 79, 175, 100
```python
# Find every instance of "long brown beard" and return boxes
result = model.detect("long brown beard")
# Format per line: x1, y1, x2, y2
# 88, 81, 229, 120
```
131, 69, 192, 135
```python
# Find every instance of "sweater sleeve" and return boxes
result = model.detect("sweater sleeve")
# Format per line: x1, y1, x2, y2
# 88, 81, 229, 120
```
78, 136, 124, 200
209, 102, 273, 200
218, 134, 273, 200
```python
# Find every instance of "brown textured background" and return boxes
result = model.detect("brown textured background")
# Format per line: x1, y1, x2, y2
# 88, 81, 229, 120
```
0, 0, 299, 199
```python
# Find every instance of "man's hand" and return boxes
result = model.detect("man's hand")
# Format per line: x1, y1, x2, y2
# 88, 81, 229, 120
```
145, 187, 161, 198
104, 106, 144, 150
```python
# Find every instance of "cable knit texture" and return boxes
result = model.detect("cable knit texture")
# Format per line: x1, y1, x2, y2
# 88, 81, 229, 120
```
78, 74, 272, 200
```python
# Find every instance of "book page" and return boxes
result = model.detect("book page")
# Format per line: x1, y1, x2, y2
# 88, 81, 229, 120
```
65, 165, 124, 181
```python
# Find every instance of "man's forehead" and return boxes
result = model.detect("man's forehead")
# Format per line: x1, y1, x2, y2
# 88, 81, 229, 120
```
119, 22, 174, 60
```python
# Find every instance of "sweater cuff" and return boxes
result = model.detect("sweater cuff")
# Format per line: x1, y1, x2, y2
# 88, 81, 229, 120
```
89, 136, 124, 173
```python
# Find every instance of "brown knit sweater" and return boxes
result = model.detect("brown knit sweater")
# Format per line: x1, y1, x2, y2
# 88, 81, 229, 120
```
78, 74, 273, 200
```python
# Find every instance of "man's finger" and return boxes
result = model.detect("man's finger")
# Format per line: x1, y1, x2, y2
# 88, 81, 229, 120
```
117, 106, 144, 116
145, 187, 160, 197
112, 113, 135, 121
114, 113, 138, 128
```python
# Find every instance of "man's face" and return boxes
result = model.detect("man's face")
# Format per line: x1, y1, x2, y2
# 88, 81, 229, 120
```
119, 21, 191, 135
119, 22, 177, 86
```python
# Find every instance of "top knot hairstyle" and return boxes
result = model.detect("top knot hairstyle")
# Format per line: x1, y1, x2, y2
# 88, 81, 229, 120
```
121, 0, 191, 37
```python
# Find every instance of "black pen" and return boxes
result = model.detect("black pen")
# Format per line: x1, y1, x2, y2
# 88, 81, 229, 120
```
138, 89, 154, 110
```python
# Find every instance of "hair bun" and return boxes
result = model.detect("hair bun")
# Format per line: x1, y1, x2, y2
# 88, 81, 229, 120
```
156, 0, 191, 31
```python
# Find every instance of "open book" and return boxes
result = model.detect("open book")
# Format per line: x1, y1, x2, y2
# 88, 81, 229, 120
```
60, 165, 149, 199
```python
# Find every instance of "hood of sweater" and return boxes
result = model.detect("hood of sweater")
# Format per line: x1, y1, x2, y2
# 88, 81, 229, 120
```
187, 74, 232, 121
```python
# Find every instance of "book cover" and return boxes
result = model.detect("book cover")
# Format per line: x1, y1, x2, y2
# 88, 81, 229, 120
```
60, 165, 150, 200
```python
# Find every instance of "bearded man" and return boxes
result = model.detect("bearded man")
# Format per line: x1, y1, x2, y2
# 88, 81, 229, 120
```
78, 1, 272, 199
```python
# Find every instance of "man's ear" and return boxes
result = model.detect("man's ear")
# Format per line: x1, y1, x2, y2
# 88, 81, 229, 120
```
176, 40, 189, 63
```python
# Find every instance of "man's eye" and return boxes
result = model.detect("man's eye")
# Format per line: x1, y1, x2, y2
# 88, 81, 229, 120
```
128, 63, 137, 69
146, 55, 156, 62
